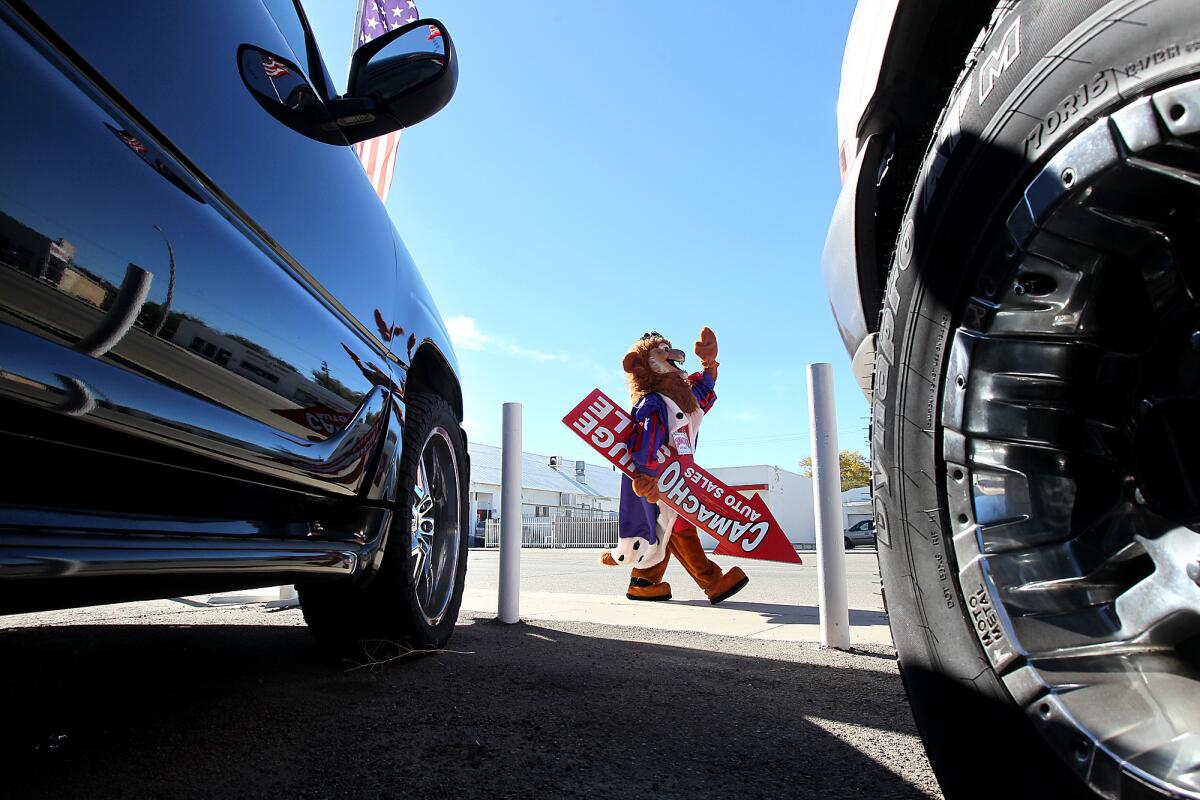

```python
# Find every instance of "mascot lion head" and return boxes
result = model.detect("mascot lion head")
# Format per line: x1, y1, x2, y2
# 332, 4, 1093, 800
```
621, 331, 697, 414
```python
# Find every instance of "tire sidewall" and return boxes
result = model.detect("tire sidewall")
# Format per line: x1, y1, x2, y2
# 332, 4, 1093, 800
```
298, 393, 469, 655
873, 1, 1200, 795
392, 394, 470, 649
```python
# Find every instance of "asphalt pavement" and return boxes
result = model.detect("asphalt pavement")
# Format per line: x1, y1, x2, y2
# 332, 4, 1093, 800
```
0, 549, 940, 799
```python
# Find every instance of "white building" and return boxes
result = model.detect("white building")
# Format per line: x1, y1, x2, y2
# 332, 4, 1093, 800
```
467, 442, 622, 532
841, 485, 872, 530
467, 446, 865, 551
707, 464, 816, 548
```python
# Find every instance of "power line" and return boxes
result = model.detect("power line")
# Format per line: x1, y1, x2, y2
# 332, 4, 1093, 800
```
701, 427, 868, 447
708, 426, 866, 440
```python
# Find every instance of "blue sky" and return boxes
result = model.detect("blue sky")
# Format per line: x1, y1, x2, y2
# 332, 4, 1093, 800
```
306, 1, 866, 470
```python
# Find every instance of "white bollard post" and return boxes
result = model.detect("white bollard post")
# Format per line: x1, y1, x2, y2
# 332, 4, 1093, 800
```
807, 363, 851, 649
264, 583, 298, 609
498, 402, 522, 624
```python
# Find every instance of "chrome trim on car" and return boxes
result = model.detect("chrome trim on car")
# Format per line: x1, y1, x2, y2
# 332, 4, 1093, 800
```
0, 323, 390, 495
0, 530, 360, 581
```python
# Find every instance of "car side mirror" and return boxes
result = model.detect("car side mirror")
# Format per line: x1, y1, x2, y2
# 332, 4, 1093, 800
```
334, 18, 458, 143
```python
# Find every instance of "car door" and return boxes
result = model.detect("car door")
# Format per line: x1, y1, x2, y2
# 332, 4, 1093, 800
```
0, 2, 400, 496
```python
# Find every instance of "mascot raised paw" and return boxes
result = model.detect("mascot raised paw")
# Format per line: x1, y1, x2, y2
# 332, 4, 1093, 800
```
599, 327, 749, 605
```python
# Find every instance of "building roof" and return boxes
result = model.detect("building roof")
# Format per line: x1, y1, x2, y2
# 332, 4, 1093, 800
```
468, 442, 622, 499
842, 485, 871, 504
710, 464, 807, 481
711, 464, 805, 476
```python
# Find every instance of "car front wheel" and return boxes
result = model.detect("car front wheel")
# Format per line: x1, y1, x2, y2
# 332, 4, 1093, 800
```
300, 393, 468, 655
874, 2, 1200, 797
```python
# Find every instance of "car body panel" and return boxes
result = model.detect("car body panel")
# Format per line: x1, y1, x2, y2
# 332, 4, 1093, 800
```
389, 228, 460, 380
17, 1, 403, 367
0, 6, 398, 496
835, 0, 902, 180
1, 324, 393, 494
825, 0, 911, 387
825, 0, 995, 392
0, 525, 365, 615
822, 132, 883, 358
0, 0, 465, 616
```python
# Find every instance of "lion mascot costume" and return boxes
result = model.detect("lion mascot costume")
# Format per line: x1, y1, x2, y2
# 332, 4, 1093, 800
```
600, 327, 749, 604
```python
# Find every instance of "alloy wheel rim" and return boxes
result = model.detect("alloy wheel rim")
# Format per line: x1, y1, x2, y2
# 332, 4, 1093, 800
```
942, 77, 1200, 798
409, 426, 461, 627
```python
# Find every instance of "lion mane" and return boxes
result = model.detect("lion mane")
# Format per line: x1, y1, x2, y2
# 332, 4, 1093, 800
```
621, 334, 698, 414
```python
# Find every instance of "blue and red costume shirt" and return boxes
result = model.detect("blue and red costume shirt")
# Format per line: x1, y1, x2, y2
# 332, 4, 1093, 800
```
618, 371, 716, 544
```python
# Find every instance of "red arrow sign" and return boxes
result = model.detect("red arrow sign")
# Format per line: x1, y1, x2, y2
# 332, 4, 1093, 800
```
563, 389, 801, 564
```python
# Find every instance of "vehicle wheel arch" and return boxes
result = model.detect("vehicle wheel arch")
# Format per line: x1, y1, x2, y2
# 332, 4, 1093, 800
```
862, 1, 1010, 326
354, 340, 465, 578
302, 390, 469, 653
405, 341, 463, 423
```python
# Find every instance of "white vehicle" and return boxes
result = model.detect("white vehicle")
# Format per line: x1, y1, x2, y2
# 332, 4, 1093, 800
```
825, 3, 1200, 798
844, 519, 875, 550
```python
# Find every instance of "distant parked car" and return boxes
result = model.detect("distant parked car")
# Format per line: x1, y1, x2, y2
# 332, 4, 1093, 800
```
0, 2, 467, 654
843, 519, 875, 549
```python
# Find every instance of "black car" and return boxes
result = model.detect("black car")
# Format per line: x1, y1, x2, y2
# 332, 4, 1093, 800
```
0, 1, 469, 652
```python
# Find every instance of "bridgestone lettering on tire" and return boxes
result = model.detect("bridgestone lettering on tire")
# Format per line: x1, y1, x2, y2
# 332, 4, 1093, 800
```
873, 2, 1200, 798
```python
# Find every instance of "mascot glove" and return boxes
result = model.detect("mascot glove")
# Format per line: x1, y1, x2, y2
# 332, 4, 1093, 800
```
694, 326, 718, 363
632, 474, 661, 504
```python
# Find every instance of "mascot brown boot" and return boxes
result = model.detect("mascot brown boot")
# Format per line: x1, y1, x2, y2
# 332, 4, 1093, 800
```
667, 522, 749, 604
626, 551, 672, 601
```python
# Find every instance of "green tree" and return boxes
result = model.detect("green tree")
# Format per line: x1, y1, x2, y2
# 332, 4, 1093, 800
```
310, 368, 362, 404
798, 450, 871, 492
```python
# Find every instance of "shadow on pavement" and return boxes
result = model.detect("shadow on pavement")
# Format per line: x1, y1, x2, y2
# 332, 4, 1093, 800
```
669, 599, 889, 627
0, 617, 932, 799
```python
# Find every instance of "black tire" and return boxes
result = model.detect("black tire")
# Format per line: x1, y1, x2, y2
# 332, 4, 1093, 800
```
844, 536, 854, 550
300, 393, 469, 656
873, 2, 1200, 798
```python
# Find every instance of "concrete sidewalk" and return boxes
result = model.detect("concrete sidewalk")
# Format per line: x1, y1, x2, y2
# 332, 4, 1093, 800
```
460, 549, 893, 646
180, 549, 894, 646
3, 549, 892, 647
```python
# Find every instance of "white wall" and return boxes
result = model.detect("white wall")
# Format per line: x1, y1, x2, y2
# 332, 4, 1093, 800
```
703, 465, 816, 549
478, 461, 833, 550
492, 485, 561, 516
845, 509, 872, 528
478, 480, 616, 519
841, 486, 872, 531
773, 467, 816, 546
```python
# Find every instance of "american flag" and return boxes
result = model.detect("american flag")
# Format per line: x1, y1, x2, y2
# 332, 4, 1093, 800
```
117, 129, 148, 154
352, 0, 421, 201
261, 55, 291, 78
